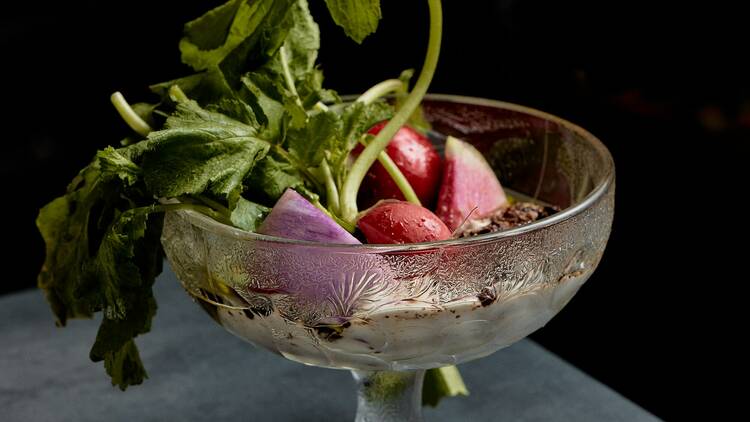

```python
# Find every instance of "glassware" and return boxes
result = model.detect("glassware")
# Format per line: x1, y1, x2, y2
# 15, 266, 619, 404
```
160, 95, 615, 421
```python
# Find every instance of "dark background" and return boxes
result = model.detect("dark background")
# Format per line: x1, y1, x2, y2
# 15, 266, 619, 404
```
2, 1, 743, 420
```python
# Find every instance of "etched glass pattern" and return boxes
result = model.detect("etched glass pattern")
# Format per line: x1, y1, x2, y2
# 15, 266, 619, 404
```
160, 96, 615, 419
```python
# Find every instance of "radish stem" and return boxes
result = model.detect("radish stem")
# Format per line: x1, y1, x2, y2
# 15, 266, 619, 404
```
339, 0, 442, 223
357, 79, 405, 105
110, 92, 152, 137
321, 159, 340, 213
358, 137, 421, 206
168, 85, 190, 104
279, 45, 304, 108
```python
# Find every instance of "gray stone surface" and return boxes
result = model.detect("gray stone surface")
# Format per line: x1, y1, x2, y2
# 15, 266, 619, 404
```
0, 264, 658, 421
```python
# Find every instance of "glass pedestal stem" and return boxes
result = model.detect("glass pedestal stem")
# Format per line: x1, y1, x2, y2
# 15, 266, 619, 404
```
352, 369, 426, 422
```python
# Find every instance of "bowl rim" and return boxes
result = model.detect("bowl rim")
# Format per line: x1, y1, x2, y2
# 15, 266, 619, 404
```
172, 94, 615, 252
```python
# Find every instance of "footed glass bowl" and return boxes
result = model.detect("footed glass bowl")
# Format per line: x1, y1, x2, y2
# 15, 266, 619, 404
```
160, 95, 615, 421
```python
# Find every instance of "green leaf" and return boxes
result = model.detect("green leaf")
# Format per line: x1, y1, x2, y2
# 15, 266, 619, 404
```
180, 0, 295, 72
422, 366, 469, 407
286, 109, 341, 167
296, 68, 340, 108
151, 71, 263, 130
208, 98, 261, 128
151, 70, 236, 111
141, 102, 270, 207
150, 72, 223, 104
326, 100, 393, 177
245, 150, 306, 202
180, 0, 246, 70
266, 0, 319, 80
166, 0, 297, 131
323, 0, 382, 43
216, 0, 296, 89
97, 147, 141, 187
340, 100, 393, 151
88, 207, 163, 390
239, 72, 290, 139
162, 100, 259, 137
37, 149, 164, 390
37, 195, 87, 325
37, 158, 122, 325
236, 0, 327, 139
230, 197, 271, 231
100, 340, 149, 391
156, 0, 332, 145
87, 209, 149, 320
180, 0, 245, 53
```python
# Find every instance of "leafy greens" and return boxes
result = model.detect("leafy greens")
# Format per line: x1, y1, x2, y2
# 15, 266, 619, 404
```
37, 0, 464, 406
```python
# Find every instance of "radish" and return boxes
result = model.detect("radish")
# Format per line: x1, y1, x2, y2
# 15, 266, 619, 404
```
355, 122, 442, 208
359, 201, 451, 244
253, 188, 384, 306
257, 189, 360, 244
436, 136, 509, 231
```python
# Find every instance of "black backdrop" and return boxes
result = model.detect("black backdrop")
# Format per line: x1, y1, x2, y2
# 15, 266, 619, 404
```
2, 1, 744, 420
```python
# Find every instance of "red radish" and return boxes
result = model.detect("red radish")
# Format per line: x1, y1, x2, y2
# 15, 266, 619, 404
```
436, 136, 509, 231
355, 121, 442, 208
258, 189, 360, 244
358, 201, 452, 244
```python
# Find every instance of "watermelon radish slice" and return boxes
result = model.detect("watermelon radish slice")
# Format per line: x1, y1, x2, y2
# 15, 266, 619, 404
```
436, 136, 509, 231
257, 189, 360, 244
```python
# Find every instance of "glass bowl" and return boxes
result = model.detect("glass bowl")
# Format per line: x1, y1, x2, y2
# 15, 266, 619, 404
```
160, 94, 615, 421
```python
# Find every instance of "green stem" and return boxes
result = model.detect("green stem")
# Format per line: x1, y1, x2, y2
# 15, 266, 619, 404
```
330, 211, 356, 234
359, 137, 421, 206
357, 79, 406, 105
168, 85, 190, 103
110, 92, 152, 137
339, 0, 442, 223
422, 366, 469, 406
314, 101, 330, 112
279, 45, 303, 108
321, 159, 340, 214
312, 198, 355, 233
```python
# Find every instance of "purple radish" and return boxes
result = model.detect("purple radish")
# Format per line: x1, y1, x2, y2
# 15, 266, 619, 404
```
257, 189, 360, 244
250, 189, 393, 322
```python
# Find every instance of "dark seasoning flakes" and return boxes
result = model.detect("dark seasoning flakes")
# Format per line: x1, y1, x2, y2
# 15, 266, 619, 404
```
454, 202, 559, 238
